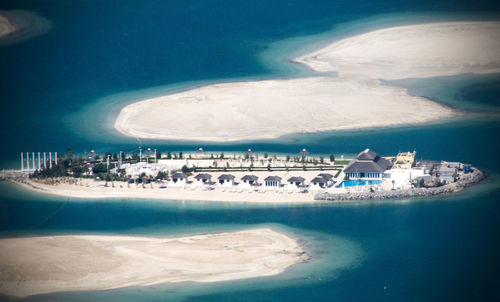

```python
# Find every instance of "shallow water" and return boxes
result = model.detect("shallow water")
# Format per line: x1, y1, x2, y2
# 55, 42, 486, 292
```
0, 0, 500, 301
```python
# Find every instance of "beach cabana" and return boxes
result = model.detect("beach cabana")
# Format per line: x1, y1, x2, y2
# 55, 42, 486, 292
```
264, 176, 282, 188
169, 172, 188, 187
309, 176, 327, 190
194, 173, 212, 186
217, 174, 236, 188
240, 175, 259, 188
287, 176, 305, 190
317, 173, 335, 187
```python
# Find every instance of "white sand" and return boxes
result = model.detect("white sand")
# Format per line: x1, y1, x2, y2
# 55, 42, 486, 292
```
294, 22, 500, 80
115, 76, 456, 142
0, 228, 307, 297
14, 174, 344, 203
0, 15, 16, 38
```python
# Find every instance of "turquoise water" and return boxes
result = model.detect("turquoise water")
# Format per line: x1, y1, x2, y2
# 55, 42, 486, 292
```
1, 0, 500, 301
341, 180, 383, 187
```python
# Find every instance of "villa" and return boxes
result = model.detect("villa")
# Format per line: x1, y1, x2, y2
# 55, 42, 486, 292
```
344, 149, 391, 180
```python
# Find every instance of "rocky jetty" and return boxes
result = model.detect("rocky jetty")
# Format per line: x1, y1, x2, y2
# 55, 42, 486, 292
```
315, 167, 485, 202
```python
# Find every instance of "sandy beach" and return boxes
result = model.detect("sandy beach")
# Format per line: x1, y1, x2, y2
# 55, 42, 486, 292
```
0, 228, 307, 297
294, 22, 500, 80
13, 175, 336, 203
115, 76, 457, 142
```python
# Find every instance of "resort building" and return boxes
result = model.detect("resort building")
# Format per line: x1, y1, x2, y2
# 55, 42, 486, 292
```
343, 149, 392, 179
217, 174, 236, 188
240, 175, 259, 188
194, 173, 212, 187
392, 151, 416, 169
310, 176, 327, 190
169, 172, 188, 187
287, 176, 305, 190
317, 173, 335, 187
385, 151, 428, 189
264, 176, 282, 188
388, 167, 426, 189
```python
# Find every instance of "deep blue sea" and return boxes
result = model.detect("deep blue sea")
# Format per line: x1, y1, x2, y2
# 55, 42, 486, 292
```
0, 0, 500, 301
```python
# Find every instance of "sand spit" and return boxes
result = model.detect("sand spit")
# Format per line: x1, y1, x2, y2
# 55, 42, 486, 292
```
0, 228, 307, 297
295, 22, 500, 80
114, 76, 457, 142
0, 10, 51, 44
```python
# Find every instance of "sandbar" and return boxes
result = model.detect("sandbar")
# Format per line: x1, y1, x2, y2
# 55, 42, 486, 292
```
114, 76, 457, 142
0, 10, 51, 44
294, 22, 500, 80
0, 15, 16, 38
0, 228, 307, 297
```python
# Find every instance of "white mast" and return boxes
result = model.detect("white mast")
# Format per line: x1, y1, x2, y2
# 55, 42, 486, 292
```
32, 152, 35, 171
21, 152, 24, 171
44, 152, 46, 169
55, 152, 58, 165
49, 152, 52, 169
38, 152, 41, 170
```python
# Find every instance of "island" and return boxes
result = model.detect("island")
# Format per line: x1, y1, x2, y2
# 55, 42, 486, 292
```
114, 77, 456, 142
0, 228, 307, 297
294, 22, 500, 80
113, 21, 500, 142
0, 10, 51, 44
2, 148, 485, 203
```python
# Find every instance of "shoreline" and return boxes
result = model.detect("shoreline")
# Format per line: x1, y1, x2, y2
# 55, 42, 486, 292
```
316, 167, 486, 201
5, 166, 486, 204
0, 228, 307, 297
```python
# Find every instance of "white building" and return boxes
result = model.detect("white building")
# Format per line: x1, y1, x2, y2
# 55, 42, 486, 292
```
387, 167, 426, 189
217, 174, 235, 188
169, 172, 188, 187
264, 176, 281, 188
193, 173, 212, 187
239, 175, 259, 188
309, 176, 327, 190
287, 176, 305, 190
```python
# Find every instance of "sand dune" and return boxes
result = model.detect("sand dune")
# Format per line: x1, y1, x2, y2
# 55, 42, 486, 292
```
115, 76, 456, 142
294, 22, 500, 80
0, 228, 307, 297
